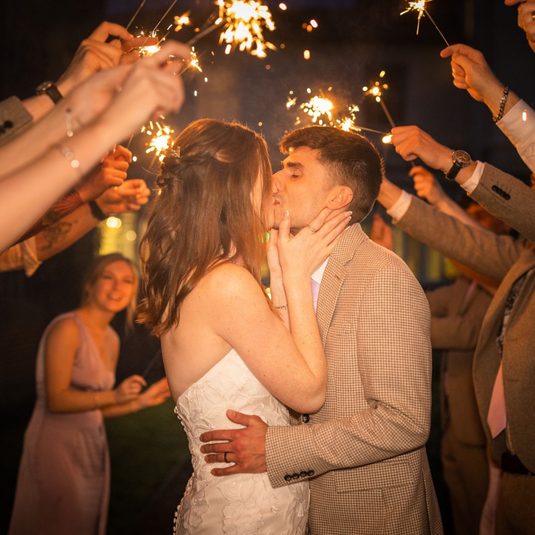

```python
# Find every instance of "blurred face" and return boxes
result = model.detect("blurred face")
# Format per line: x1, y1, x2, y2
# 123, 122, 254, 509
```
252, 165, 275, 230
88, 261, 136, 313
272, 146, 333, 231
466, 204, 510, 235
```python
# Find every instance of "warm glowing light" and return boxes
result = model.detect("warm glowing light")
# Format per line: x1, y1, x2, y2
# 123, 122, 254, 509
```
174, 12, 192, 32
523, 110, 528, 122
136, 30, 163, 57
126, 230, 137, 241
303, 49, 310, 60
189, 48, 203, 72
217, 0, 277, 58
106, 217, 122, 229
401, 0, 429, 35
286, 96, 297, 109
300, 96, 334, 124
382, 134, 393, 144
145, 122, 176, 162
310, 19, 318, 28
279, 3, 287, 10
363, 74, 389, 103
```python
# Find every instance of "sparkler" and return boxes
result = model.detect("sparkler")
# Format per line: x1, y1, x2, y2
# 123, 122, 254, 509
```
174, 12, 192, 33
216, 0, 276, 57
125, 0, 146, 32
291, 91, 391, 143
143, 121, 176, 163
362, 71, 396, 130
401, 0, 450, 47
140, 0, 179, 48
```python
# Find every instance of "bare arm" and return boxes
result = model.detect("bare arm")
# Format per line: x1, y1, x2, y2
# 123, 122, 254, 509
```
206, 211, 350, 414
44, 318, 145, 413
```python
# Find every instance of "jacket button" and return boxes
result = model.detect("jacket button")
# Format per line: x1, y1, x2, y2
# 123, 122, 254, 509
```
302, 414, 310, 423
492, 185, 500, 193
292, 473, 300, 480
284, 475, 292, 482
504, 193, 511, 200
300, 471, 308, 478
307, 470, 315, 477
3, 120, 13, 129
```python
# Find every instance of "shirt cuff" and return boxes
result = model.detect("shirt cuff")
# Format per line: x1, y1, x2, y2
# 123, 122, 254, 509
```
386, 190, 413, 222
498, 99, 535, 137
460, 161, 485, 194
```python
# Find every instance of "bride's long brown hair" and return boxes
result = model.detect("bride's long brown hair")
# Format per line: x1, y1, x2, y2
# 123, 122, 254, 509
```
138, 119, 273, 336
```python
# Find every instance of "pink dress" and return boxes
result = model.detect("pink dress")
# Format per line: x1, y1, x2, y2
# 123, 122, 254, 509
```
9, 312, 115, 535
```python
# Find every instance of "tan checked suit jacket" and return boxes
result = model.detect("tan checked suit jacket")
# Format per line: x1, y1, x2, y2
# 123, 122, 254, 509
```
265, 224, 443, 535
396, 196, 535, 473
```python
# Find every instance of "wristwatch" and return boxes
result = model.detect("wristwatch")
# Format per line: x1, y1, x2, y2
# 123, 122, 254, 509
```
445, 150, 471, 181
36, 81, 63, 104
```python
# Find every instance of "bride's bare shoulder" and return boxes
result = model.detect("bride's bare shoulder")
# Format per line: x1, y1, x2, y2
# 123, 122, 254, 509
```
196, 263, 265, 303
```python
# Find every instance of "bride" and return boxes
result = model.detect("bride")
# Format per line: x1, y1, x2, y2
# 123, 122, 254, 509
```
138, 119, 350, 534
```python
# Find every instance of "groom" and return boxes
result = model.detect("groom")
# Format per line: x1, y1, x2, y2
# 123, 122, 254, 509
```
200, 126, 443, 534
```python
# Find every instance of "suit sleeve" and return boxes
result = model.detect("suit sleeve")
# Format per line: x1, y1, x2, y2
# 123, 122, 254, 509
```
265, 264, 432, 488
470, 163, 535, 245
396, 195, 524, 282
0, 96, 33, 146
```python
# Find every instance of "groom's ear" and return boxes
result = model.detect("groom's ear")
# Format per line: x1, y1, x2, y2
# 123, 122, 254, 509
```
326, 186, 353, 210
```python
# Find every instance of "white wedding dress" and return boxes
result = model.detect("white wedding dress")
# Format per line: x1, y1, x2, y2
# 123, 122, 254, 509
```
173, 349, 309, 534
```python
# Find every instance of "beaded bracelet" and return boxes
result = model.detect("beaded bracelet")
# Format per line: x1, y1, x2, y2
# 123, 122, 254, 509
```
493, 87, 509, 123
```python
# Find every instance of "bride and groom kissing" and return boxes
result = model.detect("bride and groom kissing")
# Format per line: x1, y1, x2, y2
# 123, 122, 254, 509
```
139, 119, 443, 534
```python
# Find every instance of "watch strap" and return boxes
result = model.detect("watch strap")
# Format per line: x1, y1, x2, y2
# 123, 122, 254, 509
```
445, 161, 463, 181
44, 84, 63, 104
89, 201, 107, 221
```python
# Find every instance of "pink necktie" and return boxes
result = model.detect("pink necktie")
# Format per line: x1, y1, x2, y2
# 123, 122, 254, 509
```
311, 279, 320, 312
487, 362, 507, 438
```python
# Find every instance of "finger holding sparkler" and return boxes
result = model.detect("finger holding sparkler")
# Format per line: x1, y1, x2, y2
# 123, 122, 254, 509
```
401, 0, 450, 47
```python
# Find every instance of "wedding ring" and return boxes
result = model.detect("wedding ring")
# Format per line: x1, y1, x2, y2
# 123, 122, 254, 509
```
308, 225, 317, 233
532, 10, 535, 21
224, 452, 229, 463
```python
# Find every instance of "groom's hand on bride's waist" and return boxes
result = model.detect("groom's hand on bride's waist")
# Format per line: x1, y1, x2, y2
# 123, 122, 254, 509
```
200, 409, 268, 476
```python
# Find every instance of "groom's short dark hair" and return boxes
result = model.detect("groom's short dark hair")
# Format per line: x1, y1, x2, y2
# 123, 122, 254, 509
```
280, 126, 384, 223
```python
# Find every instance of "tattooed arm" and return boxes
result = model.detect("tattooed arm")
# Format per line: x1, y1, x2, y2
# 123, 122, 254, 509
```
0, 179, 150, 274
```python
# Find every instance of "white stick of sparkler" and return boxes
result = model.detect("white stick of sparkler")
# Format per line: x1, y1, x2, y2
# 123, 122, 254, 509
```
126, 0, 147, 32
140, 0, 179, 48
422, 7, 450, 47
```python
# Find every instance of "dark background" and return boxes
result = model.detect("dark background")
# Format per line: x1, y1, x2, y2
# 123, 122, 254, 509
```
0, 0, 534, 533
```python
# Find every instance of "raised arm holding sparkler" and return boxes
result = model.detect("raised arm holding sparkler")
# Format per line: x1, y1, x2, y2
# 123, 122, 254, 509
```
0, 42, 190, 253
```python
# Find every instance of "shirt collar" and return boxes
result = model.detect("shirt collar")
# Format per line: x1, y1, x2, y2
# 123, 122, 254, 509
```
311, 257, 329, 286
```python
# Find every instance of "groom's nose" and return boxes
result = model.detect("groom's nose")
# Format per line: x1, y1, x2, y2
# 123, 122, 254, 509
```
272, 170, 284, 192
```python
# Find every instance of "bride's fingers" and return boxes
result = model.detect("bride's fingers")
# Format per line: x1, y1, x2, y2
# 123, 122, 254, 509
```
303, 207, 333, 235
320, 212, 353, 245
277, 211, 292, 244
315, 211, 352, 240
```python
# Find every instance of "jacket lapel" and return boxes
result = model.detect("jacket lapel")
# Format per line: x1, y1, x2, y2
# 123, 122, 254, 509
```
316, 224, 367, 347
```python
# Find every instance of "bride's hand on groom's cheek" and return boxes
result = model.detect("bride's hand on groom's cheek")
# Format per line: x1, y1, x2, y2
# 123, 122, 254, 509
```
278, 208, 352, 279
199, 410, 268, 476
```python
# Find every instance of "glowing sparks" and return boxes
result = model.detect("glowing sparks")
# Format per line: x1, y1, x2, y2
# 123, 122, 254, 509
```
143, 122, 176, 162
174, 12, 192, 32
289, 92, 390, 143
363, 71, 389, 103
400, 0, 449, 46
303, 49, 311, 60
279, 3, 287, 10
217, 0, 276, 58
300, 96, 334, 125
401, 0, 428, 35
286, 96, 297, 109
136, 31, 162, 57
189, 48, 203, 72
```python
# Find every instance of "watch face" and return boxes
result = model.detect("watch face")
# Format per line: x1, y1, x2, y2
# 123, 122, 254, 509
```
453, 150, 471, 167
36, 81, 53, 93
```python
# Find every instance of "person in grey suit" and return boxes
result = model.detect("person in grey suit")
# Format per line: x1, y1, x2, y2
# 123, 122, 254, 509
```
378, 125, 535, 535
200, 126, 443, 535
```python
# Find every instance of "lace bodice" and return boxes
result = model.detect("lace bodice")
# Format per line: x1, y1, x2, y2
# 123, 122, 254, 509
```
172, 349, 309, 534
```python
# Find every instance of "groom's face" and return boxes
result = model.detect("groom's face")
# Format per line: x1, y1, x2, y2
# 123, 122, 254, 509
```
272, 146, 333, 231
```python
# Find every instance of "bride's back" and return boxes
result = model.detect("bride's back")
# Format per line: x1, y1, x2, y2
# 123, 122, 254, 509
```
138, 119, 273, 401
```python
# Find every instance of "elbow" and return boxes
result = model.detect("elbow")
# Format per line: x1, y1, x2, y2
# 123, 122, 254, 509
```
46, 395, 66, 414
297, 384, 326, 414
